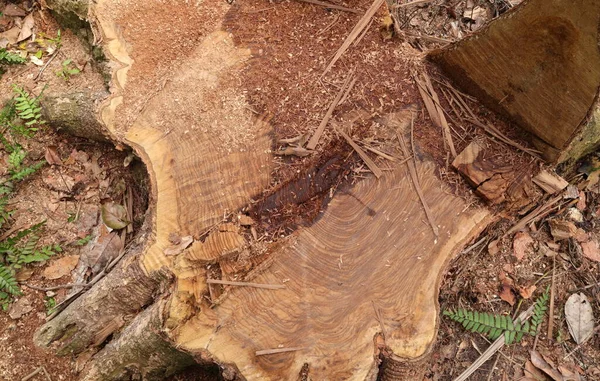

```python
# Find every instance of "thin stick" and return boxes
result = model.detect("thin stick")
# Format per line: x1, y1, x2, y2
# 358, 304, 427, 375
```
396, 129, 439, 237
22, 367, 42, 381
323, 0, 384, 75
339, 77, 358, 105
34, 50, 60, 81
256, 347, 306, 356
295, 0, 360, 13
207, 279, 285, 290
22, 283, 88, 291
392, 0, 434, 8
362, 144, 398, 161
338, 127, 383, 178
505, 195, 563, 236
454, 305, 535, 381
307, 70, 355, 150
547, 255, 556, 344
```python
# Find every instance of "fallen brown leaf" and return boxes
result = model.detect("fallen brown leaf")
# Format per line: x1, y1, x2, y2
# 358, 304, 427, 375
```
499, 283, 516, 306
17, 13, 34, 42
488, 239, 499, 255
581, 240, 600, 262
519, 284, 537, 299
42, 255, 80, 280
164, 236, 193, 256
3, 3, 26, 16
44, 145, 62, 165
549, 219, 577, 241
513, 231, 534, 261
530, 350, 565, 381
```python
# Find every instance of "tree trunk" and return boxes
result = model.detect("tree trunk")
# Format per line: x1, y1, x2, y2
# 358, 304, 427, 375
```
429, 0, 600, 163
34, 0, 599, 379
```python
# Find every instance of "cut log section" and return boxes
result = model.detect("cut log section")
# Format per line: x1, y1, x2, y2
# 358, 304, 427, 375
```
429, 0, 600, 163
34, 0, 493, 380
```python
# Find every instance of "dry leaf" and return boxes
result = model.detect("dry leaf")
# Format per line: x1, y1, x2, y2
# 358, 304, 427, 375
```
580, 240, 600, 262
530, 350, 565, 381
558, 365, 582, 381
525, 360, 551, 381
513, 231, 534, 261
101, 202, 130, 230
83, 225, 122, 275
17, 13, 34, 42
3, 4, 27, 16
42, 255, 80, 280
576, 191, 586, 211
519, 284, 537, 299
565, 293, 595, 344
0, 26, 21, 45
164, 236, 193, 256
15, 268, 34, 281
9, 297, 33, 319
499, 283, 516, 306
44, 146, 61, 165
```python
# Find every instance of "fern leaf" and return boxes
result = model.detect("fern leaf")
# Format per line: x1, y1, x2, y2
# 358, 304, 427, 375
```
0, 265, 20, 295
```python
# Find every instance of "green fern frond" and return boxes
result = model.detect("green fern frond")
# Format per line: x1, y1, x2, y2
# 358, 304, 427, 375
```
12, 85, 44, 128
0, 196, 14, 230
0, 265, 20, 296
0, 49, 26, 65
444, 309, 533, 345
531, 287, 550, 333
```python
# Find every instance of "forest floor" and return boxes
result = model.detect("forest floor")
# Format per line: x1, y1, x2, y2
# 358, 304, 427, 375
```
0, 0, 599, 380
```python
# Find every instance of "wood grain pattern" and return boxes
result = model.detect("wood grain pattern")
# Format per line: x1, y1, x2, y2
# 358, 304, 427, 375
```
176, 157, 491, 380
430, 0, 600, 161
93, 0, 273, 273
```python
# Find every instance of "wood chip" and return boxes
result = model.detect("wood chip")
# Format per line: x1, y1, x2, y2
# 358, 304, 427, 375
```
255, 347, 306, 356
533, 170, 569, 194
295, 0, 360, 13
307, 70, 355, 150
337, 126, 383, 178
323, 0, 384, 75
206, 279, 285, 290
415, 72, 457, 157
396, 127, 439, 237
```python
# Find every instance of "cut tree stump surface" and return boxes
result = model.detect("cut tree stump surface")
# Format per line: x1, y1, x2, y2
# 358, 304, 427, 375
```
176, 156, 491, 379
37, 0, 493, 379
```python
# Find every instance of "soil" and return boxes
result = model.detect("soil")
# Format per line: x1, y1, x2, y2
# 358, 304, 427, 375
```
2, 0, 599, 380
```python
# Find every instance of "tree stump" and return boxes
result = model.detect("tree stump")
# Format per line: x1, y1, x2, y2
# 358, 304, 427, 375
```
33, 0, 496, 379
429, 0, 600, 163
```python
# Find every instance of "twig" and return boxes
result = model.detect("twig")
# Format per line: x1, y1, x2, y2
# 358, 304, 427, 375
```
22, 283, 88, 291
486, 353, 500, 381
454, 305, 535, 381
256, 347, 306, 356
339, 77, 358, 105
307, 69, 355, 150
206, 279, 285, 290
337, 126, 383, 178
323, 0, 384, 75
414, 73, 457, 157
396, 127, 439, 237
504, 195, 563, 236
547, 255, 556, 344
34, 49, 60, 81
362, 144, 398, 161
295, 0, 360, 13
392, 0, 434, 8
22, 366, 51, 381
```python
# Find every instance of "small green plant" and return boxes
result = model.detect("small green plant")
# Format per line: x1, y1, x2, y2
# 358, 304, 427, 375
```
12, 85, 44, 128
56, 59, 80, 81
0, 222, 62, 269
0, 197, 13, 230
44, 296, 56, 314
0, 49, 26, 65
73, 234, 93, 246
443, 288, 550, 345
